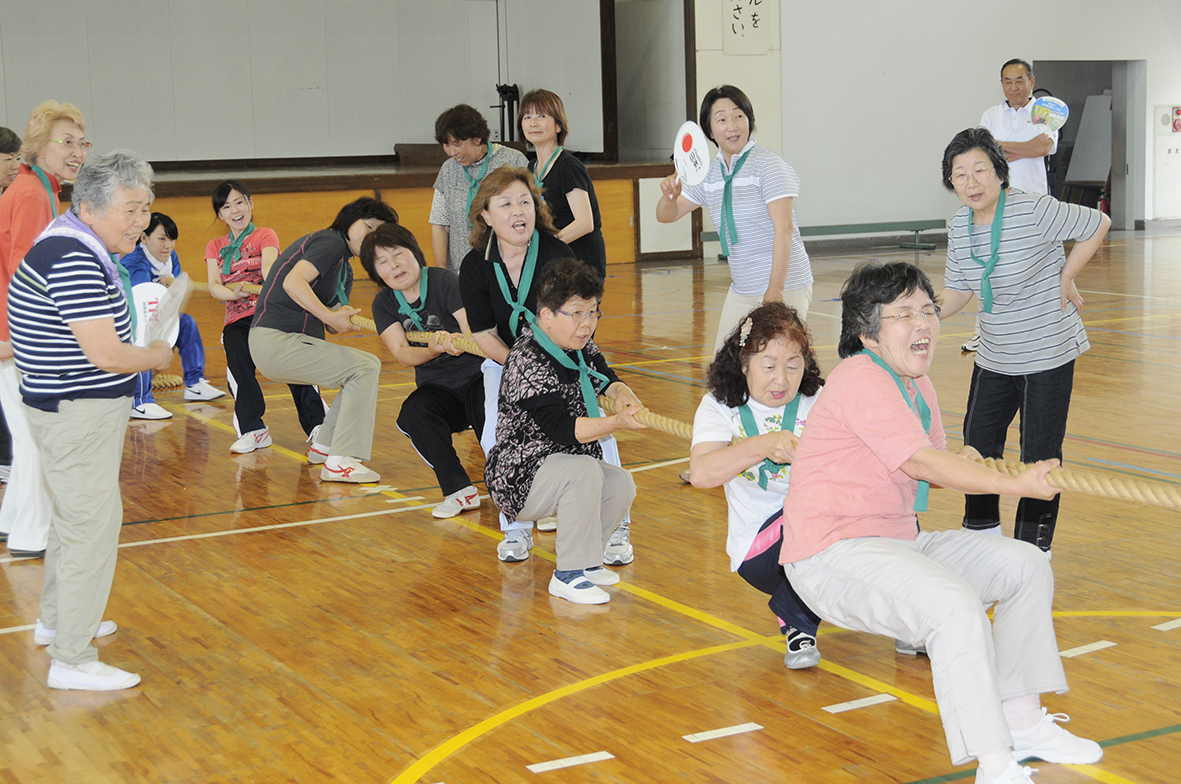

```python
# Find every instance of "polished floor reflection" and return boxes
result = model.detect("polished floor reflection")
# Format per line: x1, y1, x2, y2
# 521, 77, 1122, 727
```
1, 227, 1179, 783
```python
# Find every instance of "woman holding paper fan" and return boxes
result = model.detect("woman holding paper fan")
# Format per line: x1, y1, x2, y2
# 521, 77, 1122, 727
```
205, 180, 325, 455
689, 302, 824, 668
656, 85, 813, 354
938, 128, 1109, 555
519, 89, 607, 280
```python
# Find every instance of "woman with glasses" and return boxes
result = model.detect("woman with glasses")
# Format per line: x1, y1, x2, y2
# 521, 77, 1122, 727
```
460, 167, 641, 565
0, 101, 89, 558
780, 261, 1101, 784
689, 302, 825, 669
362, 223, 484, 518
518, 89, 607, 280
655, 85, 813, 354
486, 258, 643, 604
939, 128, 1109, 555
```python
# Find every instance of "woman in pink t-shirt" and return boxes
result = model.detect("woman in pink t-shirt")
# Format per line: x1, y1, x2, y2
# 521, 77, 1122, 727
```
780, 261, 1100, 784
204, 180, 324, 455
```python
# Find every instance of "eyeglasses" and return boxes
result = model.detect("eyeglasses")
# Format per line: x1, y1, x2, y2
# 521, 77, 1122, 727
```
950, 166, 993, 188
48, 138, 93, 152
555, 307, 603, 324
881, 306, 940, 325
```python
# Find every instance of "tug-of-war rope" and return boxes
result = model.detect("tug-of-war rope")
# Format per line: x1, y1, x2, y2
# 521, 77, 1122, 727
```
157, 281, 1178, 510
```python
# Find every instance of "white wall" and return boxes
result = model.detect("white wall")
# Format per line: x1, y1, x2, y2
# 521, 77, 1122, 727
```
727, 0, 1181, 225
0, 0, 603, 161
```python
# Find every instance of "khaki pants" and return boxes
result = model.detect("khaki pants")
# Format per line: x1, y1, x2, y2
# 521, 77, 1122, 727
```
249, 328, 381, 460
712, 285, 813, 355
517, 454, 635, 571
28, 397, 131, 665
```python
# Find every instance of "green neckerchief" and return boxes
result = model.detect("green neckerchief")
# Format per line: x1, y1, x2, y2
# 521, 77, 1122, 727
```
114, 255, 137, 337
334, 233, 351, 307
529, 324, 609, 417
968, 188, 1006, 314
737, 392, 802, 490
393, 268, 429, 331
532, 146, 562, 191
30, 165, 59, 218
464, 144, 495, 220
493, 230, 540, 337
859, 349, 931, 512
219, 223, 256, 275
718, 146, 754, 256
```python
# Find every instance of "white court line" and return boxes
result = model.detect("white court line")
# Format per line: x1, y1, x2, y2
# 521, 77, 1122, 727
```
1151, 618, 1181, 631
0, 503, 438, 564
822, 693, 897, 714
683, 722, 763, 743
1078, 288, 1181, 302
627, 456, 690, 474
0, 624, 35, 637
525, 751, 614, 773
1060, 640, 1117, 658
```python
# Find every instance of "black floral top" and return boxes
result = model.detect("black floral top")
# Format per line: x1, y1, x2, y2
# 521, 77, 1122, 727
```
485, 325, 620, 521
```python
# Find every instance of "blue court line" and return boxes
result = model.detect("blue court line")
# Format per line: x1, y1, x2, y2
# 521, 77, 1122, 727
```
1082, 458, 1181, 482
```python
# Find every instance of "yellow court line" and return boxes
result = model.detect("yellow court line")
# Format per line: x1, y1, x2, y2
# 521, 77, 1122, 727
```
1065, 764, 1144, 784
388, 639, 762, 784
816, 660, 938, 714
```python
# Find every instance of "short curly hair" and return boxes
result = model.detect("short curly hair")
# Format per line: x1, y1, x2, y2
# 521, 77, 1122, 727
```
466, 166, 557, 252
20, 100, 86, 165
435, 104, 490, 146
706, 302, 822, 408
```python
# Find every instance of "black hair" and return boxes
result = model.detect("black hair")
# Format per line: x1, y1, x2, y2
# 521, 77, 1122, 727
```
145, 212, 178, 240
211, 179, 252, 215
359, 223, 426, 288
434, 104, 491, 146
838, 262, 938, 358
941, 127, 1010, 191
536, 258, 603, 313
0, 126, 20, 155
699, 85, 756, 145
706, 302, 823, 408
328, 197, 398, 237
1001, 58, 1034, 79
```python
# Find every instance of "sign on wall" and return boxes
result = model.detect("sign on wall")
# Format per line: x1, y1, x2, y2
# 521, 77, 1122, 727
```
723, 0, 769, 55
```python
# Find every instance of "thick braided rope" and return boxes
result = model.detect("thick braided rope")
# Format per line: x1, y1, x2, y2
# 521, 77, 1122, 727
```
152, 373, 184, 390
186, 297, 1181, 509
979, 457, 1181, 511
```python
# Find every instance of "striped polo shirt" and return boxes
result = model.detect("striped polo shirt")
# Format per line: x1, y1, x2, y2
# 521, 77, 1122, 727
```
682, 138, 812, 296
8, 236, 135, 411
944, 191, 1104, 375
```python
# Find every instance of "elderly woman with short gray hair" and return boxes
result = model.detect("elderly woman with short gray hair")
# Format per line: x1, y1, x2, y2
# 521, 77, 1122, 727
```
8, 150, 172, 692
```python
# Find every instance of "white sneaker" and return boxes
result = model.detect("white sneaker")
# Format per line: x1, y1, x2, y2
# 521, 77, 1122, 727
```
48, 659, 141, 691
1011, 708, 1103, 764
231, 428, 271, 454
320, 457, 380, 483
183, 378, 226, 401
34, 618, 118, 646
306, 425, 329, 464
548, 573, 610, 604
603, 521, 634, 565
582, 566, 620, 586
975, 761, 1036, 784
962, 331, 981, 352
497, 529, 533, 562
433, 486, 480, 519
130, 402, 172, 420
535, 515, 558, 531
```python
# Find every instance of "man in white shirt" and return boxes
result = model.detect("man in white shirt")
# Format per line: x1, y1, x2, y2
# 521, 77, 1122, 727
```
962, 58, 1059, 351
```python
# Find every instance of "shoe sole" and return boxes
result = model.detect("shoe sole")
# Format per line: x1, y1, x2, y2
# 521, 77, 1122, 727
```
784, 648, 821, 669
548, 582, 610, 604
48, 674, 141, 691
497, 550, 530, 562
131, 412, 172, 420
319, 471, 379, 483
603, 550, 634, 566
8, 550, 45, 559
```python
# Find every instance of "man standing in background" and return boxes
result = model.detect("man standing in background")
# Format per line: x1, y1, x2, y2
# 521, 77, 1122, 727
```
963, 58, 1059, 352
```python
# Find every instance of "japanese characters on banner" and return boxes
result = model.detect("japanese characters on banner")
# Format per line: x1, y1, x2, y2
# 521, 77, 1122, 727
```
723, 0, 768, 55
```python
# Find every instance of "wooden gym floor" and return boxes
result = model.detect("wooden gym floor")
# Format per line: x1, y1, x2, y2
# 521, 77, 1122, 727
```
1, 226, 1179, 783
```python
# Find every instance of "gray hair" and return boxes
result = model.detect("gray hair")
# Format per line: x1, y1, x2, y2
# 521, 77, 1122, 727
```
68, 150, 153, 216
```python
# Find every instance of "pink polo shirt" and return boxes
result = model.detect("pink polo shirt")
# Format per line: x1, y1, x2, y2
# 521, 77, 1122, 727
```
780, 352, 947, 564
